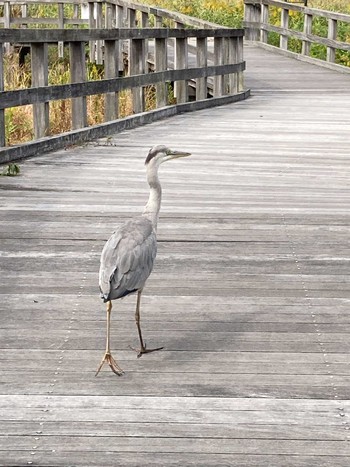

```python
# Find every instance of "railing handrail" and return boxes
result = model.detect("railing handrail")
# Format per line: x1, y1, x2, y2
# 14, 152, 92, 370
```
0, 27, 242, 42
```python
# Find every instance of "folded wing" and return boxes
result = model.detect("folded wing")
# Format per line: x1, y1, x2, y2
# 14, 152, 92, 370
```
99, 217, 157, 302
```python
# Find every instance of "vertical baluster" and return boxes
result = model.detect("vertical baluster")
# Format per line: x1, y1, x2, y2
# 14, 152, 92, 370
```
73, 3, 79, 28
4, 1, 10, 28
155, 37, 167, 108
213, 37, 224, 98
244, 0, 260, 42
302, 13, 312, 56
237, 35, 244, 92
58, 3, 64, 59
95, 2, 103, 65
228, 36, 237, 95
327, 18, 337, 63
223, 38, 230, 95
21, 4, 28, 28
4, 1, 11, 54
104, 39, 119, 121
141, 12, 150, 72
196, 37, 207, 101
280, 8, 289, 50
88, 2, 96, 62
106, 3, 116, 28
260, 3, 269, 44
70, 41, 87, 130
31, 43, 49, 139
155, 15, 163, 28
127, 8, 137, 80
116, 5, 124, 75
174, 36, 188, 104
130, 39, 145, 114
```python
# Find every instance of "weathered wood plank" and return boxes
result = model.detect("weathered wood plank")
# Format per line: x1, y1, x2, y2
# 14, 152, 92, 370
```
0, 27, 245, 43
0, 420, 346, 440
0, 451, 348, 467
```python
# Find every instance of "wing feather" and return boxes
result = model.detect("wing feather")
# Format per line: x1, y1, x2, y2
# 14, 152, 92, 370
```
99, 217, 157, 301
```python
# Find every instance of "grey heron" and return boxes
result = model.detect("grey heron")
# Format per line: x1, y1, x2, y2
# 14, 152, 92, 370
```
96, 145, 191, 376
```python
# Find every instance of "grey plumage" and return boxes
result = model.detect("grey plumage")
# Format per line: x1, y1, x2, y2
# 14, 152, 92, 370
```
96, 144, 191, 376
99, 217, 157, 302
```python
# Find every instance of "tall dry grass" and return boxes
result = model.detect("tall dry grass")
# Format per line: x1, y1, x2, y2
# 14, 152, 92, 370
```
3, 49, 155, 145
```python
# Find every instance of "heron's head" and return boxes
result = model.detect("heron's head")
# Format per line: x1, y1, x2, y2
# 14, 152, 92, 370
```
145, 145, 191, 166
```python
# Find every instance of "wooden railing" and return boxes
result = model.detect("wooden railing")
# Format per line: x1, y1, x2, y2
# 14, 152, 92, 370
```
0, 1, 248, 163
244, 0, 350, 72
0, 0, 225, 31
0, 0, 226, 59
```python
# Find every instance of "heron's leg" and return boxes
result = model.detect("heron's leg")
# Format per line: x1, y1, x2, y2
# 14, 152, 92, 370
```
95, 301, 124, 376
131, 289, 164, 358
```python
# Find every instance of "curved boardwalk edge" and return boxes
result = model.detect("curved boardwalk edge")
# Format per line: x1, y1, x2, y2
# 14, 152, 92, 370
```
0, 90, 249, 164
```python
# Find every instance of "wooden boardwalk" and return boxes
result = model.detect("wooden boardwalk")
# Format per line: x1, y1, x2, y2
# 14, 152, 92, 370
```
1, 44, 350, 466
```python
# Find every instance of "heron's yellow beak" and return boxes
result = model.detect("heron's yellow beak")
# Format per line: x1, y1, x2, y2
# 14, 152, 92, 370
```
168, 150, 191, 160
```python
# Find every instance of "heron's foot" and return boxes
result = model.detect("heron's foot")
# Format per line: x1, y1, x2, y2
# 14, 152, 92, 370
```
95, 351, 124, 376
129, 343, 164, 359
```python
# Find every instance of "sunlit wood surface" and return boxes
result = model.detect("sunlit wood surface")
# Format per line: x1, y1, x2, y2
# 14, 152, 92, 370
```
1, 44, 350, 466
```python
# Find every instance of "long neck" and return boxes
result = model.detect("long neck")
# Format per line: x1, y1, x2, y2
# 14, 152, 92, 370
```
142, 165, 162, 230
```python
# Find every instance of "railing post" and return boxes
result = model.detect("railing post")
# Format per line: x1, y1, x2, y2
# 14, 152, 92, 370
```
223, 38, 230, 94
196, 37, 207, 101
327, 18, 337, 63
155, 37, 168, 108
155, 15, 163, 28
58, 3, 64, 58
31, 43, 49, 139
130, 39, 145, 114
174, 37, 188, 104
104, 39, 119, 121
4, 1, 12, 54
21, 4, 28, 28
280, 7, 289, 50
236, 35, 244, 92
244, 0, 261, 41
88, 2, 96, 62
0, 44, 5, 147
106, 3, 116, 28
95, 2, 104, 65
302, 13, 312, 56
69, 41, 87, 130
116, 5, 124, 74
116, 4, 125, 27
228, 36, 237, 95
73, 3, 79, 27
260, 3, 269, 44
213, 37, 224, 97
141, 12, 150, 72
